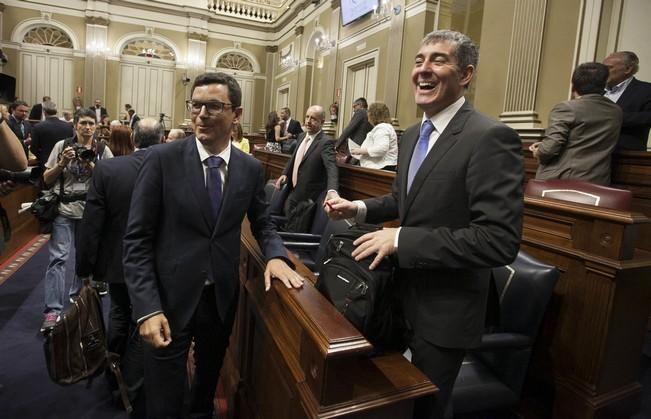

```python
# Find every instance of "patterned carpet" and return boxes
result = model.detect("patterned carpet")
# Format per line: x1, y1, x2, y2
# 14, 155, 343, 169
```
0, 234, 49, 286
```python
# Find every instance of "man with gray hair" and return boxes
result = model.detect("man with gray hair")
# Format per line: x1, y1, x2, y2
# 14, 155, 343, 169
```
165, 128, 186, 143
603, 51, 651, 150
30, 100, 73, 168
76, 117, 162, 411
325, 30, 523, 418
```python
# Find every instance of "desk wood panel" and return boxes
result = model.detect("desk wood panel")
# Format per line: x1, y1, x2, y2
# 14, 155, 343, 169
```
221, 220, 437, 418
0, 184, 39, 265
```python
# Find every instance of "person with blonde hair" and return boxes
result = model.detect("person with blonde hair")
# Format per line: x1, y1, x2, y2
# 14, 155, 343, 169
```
231, 122, 250, 153
166, 128, 186, 143
350, 102, 398, 171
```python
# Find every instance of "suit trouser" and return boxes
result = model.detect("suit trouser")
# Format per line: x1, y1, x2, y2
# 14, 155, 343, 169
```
409, 334, 465, 419
143, 284, 231, 419
107, 283, 144, 407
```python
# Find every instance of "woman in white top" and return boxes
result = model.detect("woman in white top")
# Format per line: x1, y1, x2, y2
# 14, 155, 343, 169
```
350, 102, 398, 171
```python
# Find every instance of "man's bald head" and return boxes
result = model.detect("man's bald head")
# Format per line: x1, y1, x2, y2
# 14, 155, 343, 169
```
134, 118, 163, 149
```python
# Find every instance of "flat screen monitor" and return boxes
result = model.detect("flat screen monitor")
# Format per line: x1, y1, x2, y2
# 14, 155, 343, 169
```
341, 0, 376, 26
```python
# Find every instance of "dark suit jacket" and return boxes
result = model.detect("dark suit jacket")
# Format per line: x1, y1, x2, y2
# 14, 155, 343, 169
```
123, 138, 288, 331
364, 102, 523, 349
76, 149, 148, 283
30, 116, 74, 166
281, 131, 338, 203
94, 106, 108, 122
129, 114, 141, 130
615, 77, 651, 150
7, 115, 31, 156
536, 94, 622, 185
29, 103, 43, 121
285, 118, 303, 138
336, 108, 373, 148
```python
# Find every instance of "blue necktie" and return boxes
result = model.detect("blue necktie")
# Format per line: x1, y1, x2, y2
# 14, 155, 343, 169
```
20, 122, 25, 138
205, 156, 224, 221
407, 120, 435, 192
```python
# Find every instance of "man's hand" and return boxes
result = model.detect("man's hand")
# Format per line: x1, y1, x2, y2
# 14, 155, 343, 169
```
529, 142, 541, 159
352, 228, 398, 270
275, 175, 287, 189
264, 258, 304, 291
139, 313, 172, 348
60, 146, 75, 166
0, 180, 16, 197
324, 196, 357, 220
350, 148, 367, 157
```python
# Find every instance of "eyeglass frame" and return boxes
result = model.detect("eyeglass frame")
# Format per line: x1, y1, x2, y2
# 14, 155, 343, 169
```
186, 99, 235, 115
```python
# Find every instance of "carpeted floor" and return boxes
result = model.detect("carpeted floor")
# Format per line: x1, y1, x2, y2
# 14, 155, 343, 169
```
0, 242, 128, 419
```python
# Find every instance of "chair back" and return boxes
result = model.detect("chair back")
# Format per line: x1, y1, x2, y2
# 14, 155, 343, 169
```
268, 182, 289, 216
525, 179, 632, 210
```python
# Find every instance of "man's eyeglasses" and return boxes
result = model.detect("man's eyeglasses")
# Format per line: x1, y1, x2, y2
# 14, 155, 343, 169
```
186, 100, 234, 115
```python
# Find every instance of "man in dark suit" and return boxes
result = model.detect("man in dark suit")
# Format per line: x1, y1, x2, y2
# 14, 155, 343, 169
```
7, 100, 31, 158
76, 118, 163, 408
274, 105, 339, 216
325, 30, 523, 418
93, 98, 108, 123
603, 51, 651, 151
30, 101, 74, 168
335, 97, 373, 160
28, 95, 51, 121
531, 62, 622, 185
127, 108, 140, 129
123, 72, 304, 419
279, 107, 303, 154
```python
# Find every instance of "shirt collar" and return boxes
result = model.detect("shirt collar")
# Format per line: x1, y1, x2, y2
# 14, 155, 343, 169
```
421, 96, 466, 134
196, 138, 231, 167
607, 76, 633, 93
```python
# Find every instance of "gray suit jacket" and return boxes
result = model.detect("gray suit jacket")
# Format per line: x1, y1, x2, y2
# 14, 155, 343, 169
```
536, 94, 622, 185
364, 102, 523, 349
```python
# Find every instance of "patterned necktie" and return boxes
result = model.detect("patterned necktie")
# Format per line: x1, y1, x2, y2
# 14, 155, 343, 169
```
292, 135, 312, 186
205, 156, 224, 221
407, 120, 435, 192
20, 122, 25, 138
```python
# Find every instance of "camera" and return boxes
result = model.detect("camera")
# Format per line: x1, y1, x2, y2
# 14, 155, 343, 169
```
0, 166, 43, 184
72, 144, 96, 162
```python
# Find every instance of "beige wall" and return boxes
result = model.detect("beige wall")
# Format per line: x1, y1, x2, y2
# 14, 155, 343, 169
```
2, 0, 648, 143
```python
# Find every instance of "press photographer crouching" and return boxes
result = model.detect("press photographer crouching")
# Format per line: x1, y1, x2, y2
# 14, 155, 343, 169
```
39, 107, 114, 333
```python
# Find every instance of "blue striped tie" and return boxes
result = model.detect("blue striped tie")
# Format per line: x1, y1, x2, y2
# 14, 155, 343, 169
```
407, 120, 435, 192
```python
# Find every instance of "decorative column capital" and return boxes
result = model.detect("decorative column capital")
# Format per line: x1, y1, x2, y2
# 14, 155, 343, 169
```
188, 32, 208, 42
294, 26, 304, 36
85, 16, 110, 26
266, 45, 278, 53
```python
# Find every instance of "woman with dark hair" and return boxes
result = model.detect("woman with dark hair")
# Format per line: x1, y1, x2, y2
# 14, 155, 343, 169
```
231, 122, 250, 153
350, 102, 398, 171
108, 125, 134, 156
264, 111, 282, 152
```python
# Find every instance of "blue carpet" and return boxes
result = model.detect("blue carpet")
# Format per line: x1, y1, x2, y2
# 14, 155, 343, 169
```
0, 244, 128, 419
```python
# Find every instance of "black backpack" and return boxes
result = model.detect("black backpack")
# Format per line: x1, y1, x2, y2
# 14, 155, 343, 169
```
316, 224, 407, 352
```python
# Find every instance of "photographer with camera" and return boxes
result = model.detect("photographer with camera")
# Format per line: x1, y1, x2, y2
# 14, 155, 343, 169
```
40, 108, 113, 332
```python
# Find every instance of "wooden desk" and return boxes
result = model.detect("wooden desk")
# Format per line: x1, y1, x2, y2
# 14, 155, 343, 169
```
220, 220, 437, 418
0, 183, 39, 265
253, 150, 651, 419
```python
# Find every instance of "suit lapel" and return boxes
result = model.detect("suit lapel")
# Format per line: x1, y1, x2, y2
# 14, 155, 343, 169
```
616, 77, 637, 107
301, 131, 321, 162
185, 137, 214, 230
403, 104, 472, 216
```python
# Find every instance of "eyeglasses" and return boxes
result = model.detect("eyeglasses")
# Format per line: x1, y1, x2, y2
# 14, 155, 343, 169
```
186, 100, 234, 115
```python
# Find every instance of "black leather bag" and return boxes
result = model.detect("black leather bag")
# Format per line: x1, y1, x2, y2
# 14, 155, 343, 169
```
30, 174, 64, 233
43, 283, 107, 385
316, 224, 407, 352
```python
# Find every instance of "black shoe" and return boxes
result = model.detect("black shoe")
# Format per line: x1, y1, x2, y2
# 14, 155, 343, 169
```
40, 312, 59, 333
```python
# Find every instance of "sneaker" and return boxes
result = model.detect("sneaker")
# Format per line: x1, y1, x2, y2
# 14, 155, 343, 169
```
40, 312, 59, 333
69, 294, 79, 304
